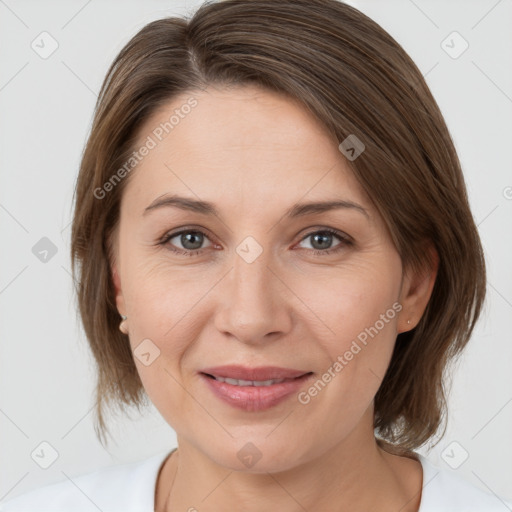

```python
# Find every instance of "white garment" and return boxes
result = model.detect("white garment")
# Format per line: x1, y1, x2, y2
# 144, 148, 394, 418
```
1, 449, 511, 511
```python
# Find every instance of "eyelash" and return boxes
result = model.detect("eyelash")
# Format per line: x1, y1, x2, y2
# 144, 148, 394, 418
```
158, 227, 352, 258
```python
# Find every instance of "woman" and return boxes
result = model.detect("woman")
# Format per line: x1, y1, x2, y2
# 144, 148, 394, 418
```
2, 0, 510, 510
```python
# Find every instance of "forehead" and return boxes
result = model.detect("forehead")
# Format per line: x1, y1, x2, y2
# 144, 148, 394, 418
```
124, 85, 370, 212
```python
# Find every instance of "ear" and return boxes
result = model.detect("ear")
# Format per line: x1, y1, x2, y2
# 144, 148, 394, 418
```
111, 262, 126, 317
397, 244, 438, 334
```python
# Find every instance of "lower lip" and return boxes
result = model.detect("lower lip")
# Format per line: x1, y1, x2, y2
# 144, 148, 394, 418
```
200, 373, 313, 412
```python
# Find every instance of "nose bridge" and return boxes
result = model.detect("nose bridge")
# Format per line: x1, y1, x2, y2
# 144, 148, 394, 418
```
232, 238, 276, 313
214, 236, 292, 341
234, 247, 270, 296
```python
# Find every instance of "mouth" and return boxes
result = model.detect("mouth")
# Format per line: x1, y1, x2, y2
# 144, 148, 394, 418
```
198, 367, 314, 412
201, 373, 311, 386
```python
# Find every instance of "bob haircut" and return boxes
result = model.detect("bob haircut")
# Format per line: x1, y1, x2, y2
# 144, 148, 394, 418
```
71, 0, 486, 453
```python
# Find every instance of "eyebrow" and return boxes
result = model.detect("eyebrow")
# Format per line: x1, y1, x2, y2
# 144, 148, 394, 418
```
143, 194, 369, 219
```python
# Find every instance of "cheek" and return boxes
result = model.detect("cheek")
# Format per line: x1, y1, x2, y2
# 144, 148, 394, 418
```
122, 252, 206, 333
121, 261, 199, 421
294, 254, 401, 336
120, 256, 217, 412
294, 257, 402, 391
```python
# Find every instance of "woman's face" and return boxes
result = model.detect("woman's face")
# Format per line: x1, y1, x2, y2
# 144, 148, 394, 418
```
112, 85, 424, 471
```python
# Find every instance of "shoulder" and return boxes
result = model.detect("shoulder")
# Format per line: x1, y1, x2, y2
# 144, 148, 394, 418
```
0, 450, 171, 512
417, 453, 512, 512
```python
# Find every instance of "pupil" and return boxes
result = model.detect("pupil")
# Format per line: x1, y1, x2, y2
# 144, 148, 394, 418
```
182, 232, 202, 250
312, 232, 331, 250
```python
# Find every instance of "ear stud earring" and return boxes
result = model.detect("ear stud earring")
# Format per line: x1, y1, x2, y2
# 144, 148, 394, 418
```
119, 314, 128, 334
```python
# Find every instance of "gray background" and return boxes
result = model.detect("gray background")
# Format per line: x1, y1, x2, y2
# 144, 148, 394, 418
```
1, 0, 511, 503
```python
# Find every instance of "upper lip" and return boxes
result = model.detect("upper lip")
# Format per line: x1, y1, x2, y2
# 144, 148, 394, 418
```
200, 365, 312, 381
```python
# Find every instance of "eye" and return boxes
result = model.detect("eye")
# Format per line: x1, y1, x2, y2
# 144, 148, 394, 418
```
160, 229, 213, 256
296, 228, 351, 256
159, 227, 352, 257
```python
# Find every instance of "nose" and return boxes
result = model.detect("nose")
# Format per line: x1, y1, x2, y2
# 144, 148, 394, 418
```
213, 244, 293, 345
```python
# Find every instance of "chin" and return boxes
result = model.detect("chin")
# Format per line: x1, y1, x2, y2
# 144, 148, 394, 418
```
204, 438, 310, 474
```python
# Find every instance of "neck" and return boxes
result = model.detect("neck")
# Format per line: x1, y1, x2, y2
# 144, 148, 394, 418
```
156, 420, 422, 512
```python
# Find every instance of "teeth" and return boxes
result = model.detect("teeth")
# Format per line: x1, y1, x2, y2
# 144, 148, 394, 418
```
214, 376, 286, 386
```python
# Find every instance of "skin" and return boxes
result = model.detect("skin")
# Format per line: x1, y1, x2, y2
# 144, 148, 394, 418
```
111, 84, 438, 512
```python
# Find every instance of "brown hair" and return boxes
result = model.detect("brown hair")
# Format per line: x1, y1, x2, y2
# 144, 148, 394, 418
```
71, 0, 486, 452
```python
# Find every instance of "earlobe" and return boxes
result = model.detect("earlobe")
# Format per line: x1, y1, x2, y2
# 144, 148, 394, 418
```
398, 245, 439, 333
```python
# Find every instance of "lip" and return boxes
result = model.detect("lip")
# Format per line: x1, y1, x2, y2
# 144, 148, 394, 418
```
200, 365, 310, 381
199, 367, 314, 412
